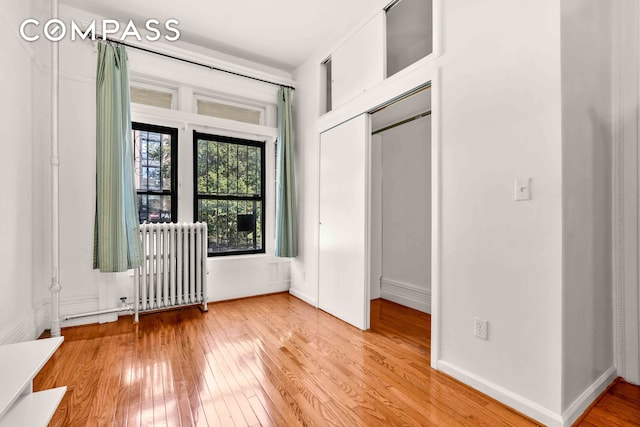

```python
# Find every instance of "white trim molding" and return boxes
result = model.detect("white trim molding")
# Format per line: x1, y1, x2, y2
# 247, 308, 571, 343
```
289, 289, 317, 307
380, 277, 431, 314
0, 293, 101, 344
562, 367, 617, 427
438, 361, 564, 427
613, 0, 640, 385
0, 309, 41, 345
439, 361, 617, 427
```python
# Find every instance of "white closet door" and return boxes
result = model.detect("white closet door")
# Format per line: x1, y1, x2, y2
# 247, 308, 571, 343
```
319, 114, 370, 330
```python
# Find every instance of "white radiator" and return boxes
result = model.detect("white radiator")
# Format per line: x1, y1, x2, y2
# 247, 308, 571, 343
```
134, 222, 208, 321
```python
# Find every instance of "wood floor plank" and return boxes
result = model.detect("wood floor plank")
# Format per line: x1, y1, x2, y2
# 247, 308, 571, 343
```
34, 293, 639, 427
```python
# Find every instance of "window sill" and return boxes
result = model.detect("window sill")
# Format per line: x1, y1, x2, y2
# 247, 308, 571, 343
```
207, 253, 290, 262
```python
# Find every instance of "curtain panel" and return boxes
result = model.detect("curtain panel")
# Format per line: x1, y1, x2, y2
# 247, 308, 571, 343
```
275, 87, 298, 257
93, 42, 143, 272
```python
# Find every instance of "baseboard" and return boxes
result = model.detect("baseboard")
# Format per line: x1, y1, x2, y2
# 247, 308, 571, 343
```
0, 310, 39, 345
209, 281, 291, 303
34, 299, 49, 338
437, 360, 564, 427
289, 288, 317, 307
562, 366, 617, 426
380, 277, 431, 313
39, 294, 102, 329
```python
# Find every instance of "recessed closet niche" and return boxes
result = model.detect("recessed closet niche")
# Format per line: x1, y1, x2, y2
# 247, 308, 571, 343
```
370, 88, 431, 313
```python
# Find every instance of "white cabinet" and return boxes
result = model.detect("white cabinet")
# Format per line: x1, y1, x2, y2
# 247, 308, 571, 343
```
324, 0, 434, 112
0, 337, 66, 427
331, 12, 386, 109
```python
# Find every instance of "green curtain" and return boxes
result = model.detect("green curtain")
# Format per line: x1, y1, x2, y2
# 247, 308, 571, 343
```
93, 42, 143, 272
275, 87, 298, 257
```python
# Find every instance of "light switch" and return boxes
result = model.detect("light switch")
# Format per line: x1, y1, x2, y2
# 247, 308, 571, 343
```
515, 178, 531, 201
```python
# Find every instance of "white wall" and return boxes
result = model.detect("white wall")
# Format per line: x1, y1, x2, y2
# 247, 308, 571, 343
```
30, 0, 52, 337
436, 1, 564, 421
377, 116, 431, 313
370, 133, 382, 300
560, 0, 615, 417
0, 0, 50, 344
289, 57, 322, 306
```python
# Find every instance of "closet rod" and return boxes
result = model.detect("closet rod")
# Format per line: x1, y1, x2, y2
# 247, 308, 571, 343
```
372, 110, 431, 135
98, 37, 295, 90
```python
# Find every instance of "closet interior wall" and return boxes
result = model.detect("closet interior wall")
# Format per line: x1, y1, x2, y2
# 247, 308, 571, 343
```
370, 89, 432, 314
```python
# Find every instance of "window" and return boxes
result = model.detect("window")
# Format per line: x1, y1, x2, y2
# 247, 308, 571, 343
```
132, 123, 178, 223
386, 0, 433, 77
196, 97, 263, 125
130, 85, 176, 109
194, 132, 265, 256
322, 57, 332, 113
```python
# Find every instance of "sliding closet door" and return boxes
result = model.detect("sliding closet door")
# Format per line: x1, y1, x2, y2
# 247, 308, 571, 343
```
318, 114, 370, 330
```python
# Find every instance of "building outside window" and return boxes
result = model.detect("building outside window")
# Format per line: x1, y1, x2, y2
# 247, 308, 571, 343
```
193, 131, 265, 256
132, 122, 178, 223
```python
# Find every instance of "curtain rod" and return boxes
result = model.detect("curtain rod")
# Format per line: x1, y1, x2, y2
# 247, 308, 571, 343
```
372, 110, 431, 135
101, 38, 295, 90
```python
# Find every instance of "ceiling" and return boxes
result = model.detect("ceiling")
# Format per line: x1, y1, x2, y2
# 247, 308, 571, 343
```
60, 0, 383, 72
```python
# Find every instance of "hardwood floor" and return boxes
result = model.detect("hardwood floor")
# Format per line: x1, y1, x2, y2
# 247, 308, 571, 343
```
33, 293, 635, 426
576, 379, 640, 427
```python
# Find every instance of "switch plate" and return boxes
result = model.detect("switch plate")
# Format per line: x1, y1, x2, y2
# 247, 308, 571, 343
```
515, 178, 531, 201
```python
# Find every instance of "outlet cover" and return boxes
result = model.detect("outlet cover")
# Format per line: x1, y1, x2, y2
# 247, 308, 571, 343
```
474, 317, 488, 340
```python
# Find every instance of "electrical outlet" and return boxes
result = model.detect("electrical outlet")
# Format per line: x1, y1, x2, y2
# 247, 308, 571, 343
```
474, 317, 488, 340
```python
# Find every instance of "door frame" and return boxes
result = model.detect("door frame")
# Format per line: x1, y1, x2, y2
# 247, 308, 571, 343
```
613, 0, 640, 384
315, 74, 441, 366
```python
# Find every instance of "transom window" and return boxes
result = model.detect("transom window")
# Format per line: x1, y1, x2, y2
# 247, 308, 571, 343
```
132, 122, 178, 223
194, 131, 265, 256
195, 97, 264, 125
130, 85, 176, 109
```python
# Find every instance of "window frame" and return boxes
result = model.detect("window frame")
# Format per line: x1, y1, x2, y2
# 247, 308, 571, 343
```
132, 122, 179, 223
193, 131, 266, 257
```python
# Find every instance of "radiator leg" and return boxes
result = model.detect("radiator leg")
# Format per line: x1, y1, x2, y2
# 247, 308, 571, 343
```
134, 267, 139, 323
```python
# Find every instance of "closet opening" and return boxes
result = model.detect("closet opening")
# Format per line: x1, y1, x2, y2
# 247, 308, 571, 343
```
369, 87, 432, 334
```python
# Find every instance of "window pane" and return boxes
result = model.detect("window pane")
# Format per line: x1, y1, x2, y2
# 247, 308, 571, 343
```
196, 99, 262, 125
194, 133, 264, 256
196, 139, 262, 197
197, 199, 263, 255
132, 123, 178, 224
134, 129, 172, 192
131, 86, 174, 109
386, 0, 433, 77
138, 194, 172, 223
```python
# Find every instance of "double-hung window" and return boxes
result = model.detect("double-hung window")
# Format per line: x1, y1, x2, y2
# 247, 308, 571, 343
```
194, 131, 265, 256
132, 122, 178, 223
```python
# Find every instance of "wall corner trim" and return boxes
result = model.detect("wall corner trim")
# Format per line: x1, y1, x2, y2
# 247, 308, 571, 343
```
380, 277, 431, 313
561, 366, 617, 427
437, 360, 564, 427
612, 0, 640, 384
289, 288, 317, 307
